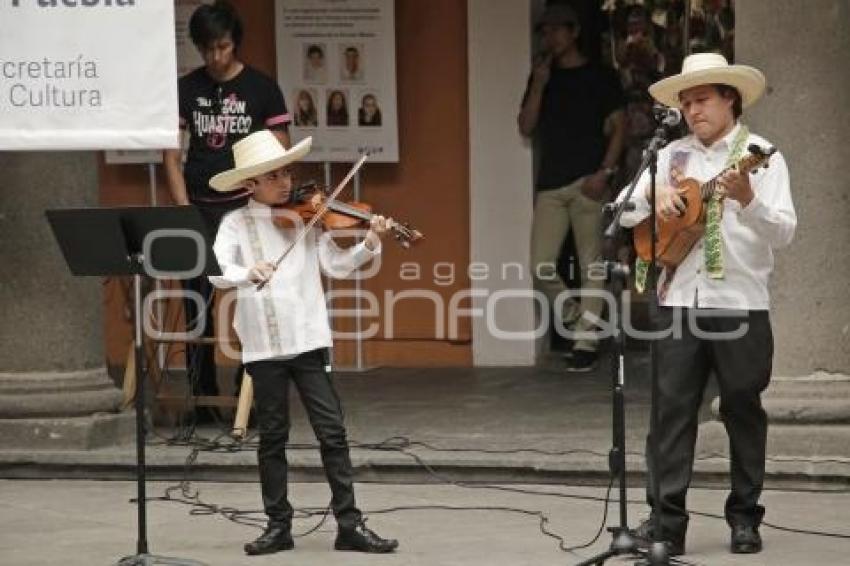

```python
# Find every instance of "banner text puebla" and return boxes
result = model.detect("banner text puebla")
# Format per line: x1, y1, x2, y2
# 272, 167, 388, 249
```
0, 0, 179, 150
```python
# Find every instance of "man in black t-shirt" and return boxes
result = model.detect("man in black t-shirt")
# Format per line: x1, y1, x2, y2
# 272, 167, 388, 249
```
163, 0, 291, 412
518, 4, 625, 372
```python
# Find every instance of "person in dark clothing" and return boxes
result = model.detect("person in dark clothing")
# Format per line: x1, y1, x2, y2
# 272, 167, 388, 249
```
518, 3, 626, 372
163, 0, 291, 416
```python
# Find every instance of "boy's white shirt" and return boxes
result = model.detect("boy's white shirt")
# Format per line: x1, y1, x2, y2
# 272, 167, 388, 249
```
209, 199, 380, 363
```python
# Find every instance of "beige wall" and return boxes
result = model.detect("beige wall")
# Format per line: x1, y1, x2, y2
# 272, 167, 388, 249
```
468, 0, 537, 365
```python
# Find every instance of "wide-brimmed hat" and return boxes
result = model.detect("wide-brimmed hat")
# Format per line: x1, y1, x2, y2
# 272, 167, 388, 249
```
649, 53, 766, 109
209, 130, 312, 192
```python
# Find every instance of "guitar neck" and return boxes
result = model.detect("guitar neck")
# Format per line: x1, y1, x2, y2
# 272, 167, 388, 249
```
699, 153, 768, 200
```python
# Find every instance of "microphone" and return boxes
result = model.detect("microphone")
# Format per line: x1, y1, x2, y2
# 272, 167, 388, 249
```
653, 103, 682, 127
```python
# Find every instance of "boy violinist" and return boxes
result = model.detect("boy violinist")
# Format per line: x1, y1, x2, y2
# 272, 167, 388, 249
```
208, 129, 398, 556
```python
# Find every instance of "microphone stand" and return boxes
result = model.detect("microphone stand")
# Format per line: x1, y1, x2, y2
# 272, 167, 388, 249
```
634, 123, 673, 566
574, 122, 675, 566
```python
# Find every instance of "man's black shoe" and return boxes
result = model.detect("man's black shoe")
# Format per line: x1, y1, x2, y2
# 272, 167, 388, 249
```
335, 520, 398, 553
631, 519, 685, 557
244, 526, 294, 555
565, 349, 598, 372
731, 524, 762, 554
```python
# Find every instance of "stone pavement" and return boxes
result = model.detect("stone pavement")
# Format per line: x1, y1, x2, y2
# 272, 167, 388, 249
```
1, 479, 849, 566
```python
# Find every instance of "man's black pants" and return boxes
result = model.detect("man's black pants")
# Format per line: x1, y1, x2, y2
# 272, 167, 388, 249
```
245, 349, 361, 531
646, 307, 773, 542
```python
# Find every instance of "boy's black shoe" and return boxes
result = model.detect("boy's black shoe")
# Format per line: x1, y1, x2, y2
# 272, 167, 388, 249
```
731, 524, 762, 554
244, 526, 294, 555
335, 521, 398, 553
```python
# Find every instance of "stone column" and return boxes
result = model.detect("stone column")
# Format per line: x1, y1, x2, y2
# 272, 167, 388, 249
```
0, 152, 132, 450
697, 1, 850, 473
736, 0, 850, 376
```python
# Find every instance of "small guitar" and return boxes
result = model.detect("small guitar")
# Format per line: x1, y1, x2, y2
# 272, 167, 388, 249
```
633, 144, 776, 268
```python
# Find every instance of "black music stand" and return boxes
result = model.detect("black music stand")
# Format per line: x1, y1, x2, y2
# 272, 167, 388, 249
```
46, 205, 220, 566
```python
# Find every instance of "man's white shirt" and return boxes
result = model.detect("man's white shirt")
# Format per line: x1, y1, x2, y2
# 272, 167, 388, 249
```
616, 123, 796, 310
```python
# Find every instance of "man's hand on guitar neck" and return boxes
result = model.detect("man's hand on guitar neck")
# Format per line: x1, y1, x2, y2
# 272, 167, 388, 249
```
718, 168, 755, 207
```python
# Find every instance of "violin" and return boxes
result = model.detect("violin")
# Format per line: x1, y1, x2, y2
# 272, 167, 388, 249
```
273, 181, 423, 248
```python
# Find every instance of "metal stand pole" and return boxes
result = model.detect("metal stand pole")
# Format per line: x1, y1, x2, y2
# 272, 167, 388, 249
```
115, 269, 207, 566
148, 163, 166, 370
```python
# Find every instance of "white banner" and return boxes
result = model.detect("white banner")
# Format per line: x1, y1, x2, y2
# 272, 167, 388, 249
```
0, 1, 179, 151
274, 0, 399, 163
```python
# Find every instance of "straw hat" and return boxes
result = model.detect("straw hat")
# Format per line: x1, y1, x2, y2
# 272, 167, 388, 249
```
649, 52, 766, 109
209, 131, 312, 192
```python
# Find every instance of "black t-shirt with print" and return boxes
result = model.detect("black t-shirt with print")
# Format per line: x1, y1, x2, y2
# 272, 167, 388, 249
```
522, 63, 625, 191
179, 65, 289, 202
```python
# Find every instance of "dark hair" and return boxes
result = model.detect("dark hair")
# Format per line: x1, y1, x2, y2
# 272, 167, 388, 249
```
327, 90, 349, 126
307, 44, 324, 58
713, 83, 743, 118
358, 94, 382, 126
345, 46, 359, 55
189, 0, 243, 50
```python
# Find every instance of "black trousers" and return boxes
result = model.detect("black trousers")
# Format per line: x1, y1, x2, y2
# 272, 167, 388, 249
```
646, 307, 773, 541
245, 349, 361, 531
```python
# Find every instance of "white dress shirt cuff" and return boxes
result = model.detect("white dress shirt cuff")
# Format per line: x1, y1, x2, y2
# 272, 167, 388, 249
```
356, 238, 382, 261
210, 265, 254, 289
737, 194, 768, 223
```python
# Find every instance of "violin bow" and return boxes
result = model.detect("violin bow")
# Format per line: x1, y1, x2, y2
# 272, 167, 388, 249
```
256, 153, 369, 290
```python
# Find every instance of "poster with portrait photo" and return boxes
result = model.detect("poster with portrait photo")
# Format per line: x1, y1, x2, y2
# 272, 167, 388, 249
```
340, 44, 365, 83
303, 43, 328, 84
356, 91, 382, 127
325, 89, 350, 127
275, 0, 398, 162
293, 88, 320, 128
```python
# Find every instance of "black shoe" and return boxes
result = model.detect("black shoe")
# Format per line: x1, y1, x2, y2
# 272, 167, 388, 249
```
631, 519, 685, 557
565, 350, 598, 372
731, 524, 762, 554
335, 520, 398, 553
244, 526, 294, 556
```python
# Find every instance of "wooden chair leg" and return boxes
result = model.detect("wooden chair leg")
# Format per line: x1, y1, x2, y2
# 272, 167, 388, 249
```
231, 371, 253, 439
121, 342, 136, 410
